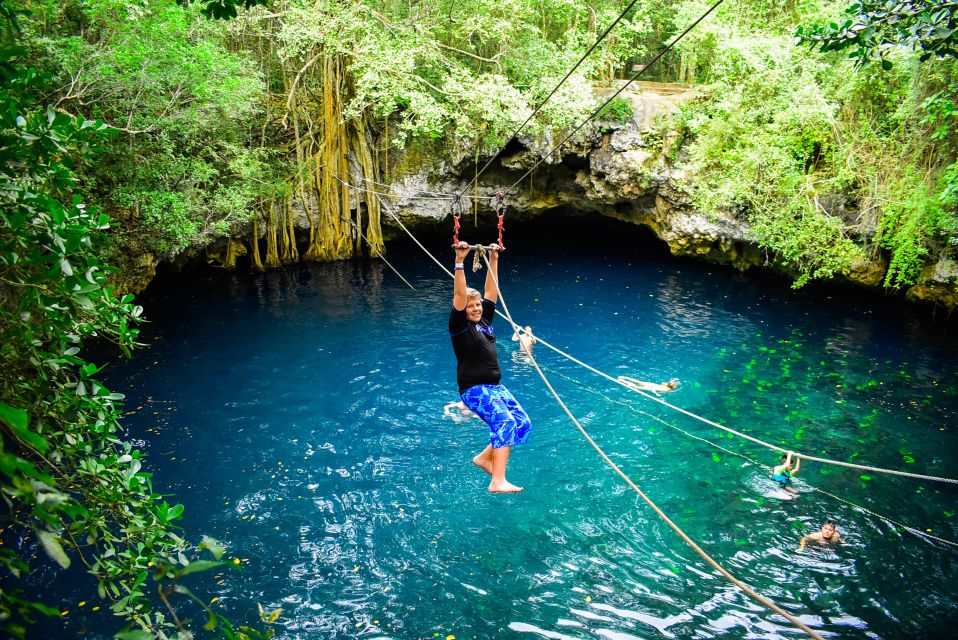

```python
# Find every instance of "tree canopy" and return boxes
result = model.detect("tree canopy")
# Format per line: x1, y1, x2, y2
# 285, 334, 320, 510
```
1, 0, 957, 637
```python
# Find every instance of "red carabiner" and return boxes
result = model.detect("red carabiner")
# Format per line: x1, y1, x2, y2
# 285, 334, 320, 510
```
451, 192, 463, 245
494, 191, 506, 250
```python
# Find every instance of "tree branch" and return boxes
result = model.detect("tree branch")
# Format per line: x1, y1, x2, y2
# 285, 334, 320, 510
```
55, 108, 156, 135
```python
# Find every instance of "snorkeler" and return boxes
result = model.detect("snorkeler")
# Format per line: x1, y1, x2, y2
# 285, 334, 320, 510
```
798, 520, 843, 551
618, 376, 680, 394
449, 241, 531, 494
771, 451, 801, 495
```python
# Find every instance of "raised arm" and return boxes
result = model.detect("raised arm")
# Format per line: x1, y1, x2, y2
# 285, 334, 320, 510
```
484, 244, 500, 303
793, 454, 801, 475
452, 241, 471, 310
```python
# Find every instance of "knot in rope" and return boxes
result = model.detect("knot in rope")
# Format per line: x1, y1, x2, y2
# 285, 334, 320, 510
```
472, 244, 486, 272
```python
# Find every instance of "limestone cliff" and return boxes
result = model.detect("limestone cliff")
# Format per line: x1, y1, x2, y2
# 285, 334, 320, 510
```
181, 81, 956, 312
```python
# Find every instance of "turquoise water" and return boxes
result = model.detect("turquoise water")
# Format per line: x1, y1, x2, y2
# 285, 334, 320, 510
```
42, 220, 958, 638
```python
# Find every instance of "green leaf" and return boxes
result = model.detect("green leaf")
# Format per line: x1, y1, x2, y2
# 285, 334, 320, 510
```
0, 401, 28, 432
176, 559, 227, 577
200, 535, 227, 560
205, 611, 219, 631
35, 529, 70, 569
114, 631, 154, 640
0, 402, 46, 453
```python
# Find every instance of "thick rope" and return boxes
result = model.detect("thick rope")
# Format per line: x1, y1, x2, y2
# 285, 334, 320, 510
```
550, 366, 958, 550
478, 252, 823, 640
534, 336, 958, 485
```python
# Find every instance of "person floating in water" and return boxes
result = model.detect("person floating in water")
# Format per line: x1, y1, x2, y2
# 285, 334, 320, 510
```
442, 401, 477, 423
798, 520, 842, 551
511, 325, 537, 354
771, 451, 801, 495
449, 241, 531, 494
619, 376, 680, 394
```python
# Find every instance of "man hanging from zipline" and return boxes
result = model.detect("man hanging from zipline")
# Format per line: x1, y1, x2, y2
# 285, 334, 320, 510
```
449, 240, 531, 494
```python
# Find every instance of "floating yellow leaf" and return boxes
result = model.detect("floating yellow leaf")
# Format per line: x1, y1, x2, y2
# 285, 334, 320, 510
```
585, 596, 592, 603
78, 601, 86, 607
446, 635, 456, 640
60, 611, 69, 616
211, 597, 219, 604
91, 606, 100, 612
353, 565, 359, 572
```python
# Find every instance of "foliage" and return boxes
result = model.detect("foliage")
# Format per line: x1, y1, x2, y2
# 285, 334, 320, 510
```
675, 32, 867, 285
21, 0, 276, 258
596, 95, 636, 124
798, 0, 958, 67
0, 2, 280, 638
672, 0, 958, 289
247, 0, 666, 150
180, 0, 268, 20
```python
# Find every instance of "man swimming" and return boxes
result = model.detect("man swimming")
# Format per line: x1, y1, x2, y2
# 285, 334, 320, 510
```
798, 520, 843, 551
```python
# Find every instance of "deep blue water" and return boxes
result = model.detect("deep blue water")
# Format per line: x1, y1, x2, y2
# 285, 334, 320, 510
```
36, 220, 958, 638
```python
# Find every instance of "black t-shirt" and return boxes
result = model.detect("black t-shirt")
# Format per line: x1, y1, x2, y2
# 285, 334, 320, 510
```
449, 298, 501, 394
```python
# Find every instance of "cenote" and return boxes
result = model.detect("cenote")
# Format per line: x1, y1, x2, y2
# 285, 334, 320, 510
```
38, 217, 958, 639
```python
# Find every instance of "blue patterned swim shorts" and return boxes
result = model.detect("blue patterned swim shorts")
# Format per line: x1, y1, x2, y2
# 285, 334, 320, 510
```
460, 384, 531, 448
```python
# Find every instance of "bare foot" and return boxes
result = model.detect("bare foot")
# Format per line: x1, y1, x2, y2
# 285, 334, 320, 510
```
488, 480, 524, 494
472, 453, 493, 475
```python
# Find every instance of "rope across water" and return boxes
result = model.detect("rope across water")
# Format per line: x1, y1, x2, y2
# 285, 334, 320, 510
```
358, 188, 958, 485
547, 366, 958, 549
477, 251, 825, 640
534, 335, 958, 485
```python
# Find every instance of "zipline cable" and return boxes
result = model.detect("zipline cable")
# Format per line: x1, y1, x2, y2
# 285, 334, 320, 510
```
503, 0, 726, 198
354, 185, 951, 631
367, 195, 958, 549
478, 250, 824, 640
361, 183, 958, 486
465, 0, 644, 193
340, 216, 417, 290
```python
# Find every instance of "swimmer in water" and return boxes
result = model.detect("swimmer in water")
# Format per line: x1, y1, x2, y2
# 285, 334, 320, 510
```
511, 326, 537, 354
619, 376, 680, 394
771, 451, 801, 495
443, 401, 477, 423
798, 520, 843, 551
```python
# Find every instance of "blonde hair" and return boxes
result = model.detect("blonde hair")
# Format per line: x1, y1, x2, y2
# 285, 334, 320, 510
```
465, 287, 481, 301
